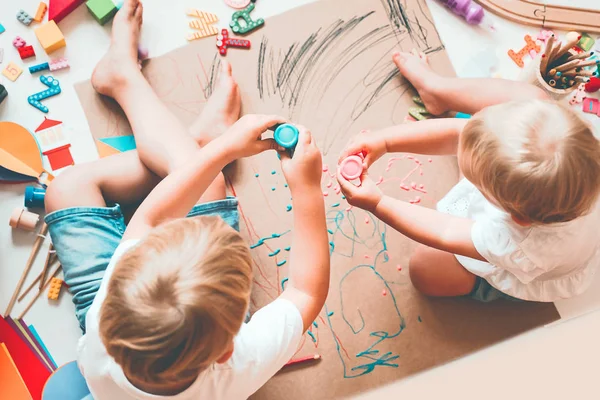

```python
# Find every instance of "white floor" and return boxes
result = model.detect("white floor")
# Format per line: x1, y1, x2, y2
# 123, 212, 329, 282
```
0, 0, 599, 398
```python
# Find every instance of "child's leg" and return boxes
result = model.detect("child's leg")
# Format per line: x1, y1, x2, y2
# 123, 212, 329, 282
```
408, 244, 477, 296
90, 0, 239, 182
393, 51, 548, 116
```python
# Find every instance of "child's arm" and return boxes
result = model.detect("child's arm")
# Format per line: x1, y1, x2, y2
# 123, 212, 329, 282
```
339, 118, 467, 167
278, 127, 330, 332
123, 115, 286, 241
337, 169, 485, 261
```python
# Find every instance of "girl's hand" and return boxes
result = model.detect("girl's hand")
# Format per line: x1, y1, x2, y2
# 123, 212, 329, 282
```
225, 114, 287, 159
336, 168, 383, 212
279, 126, 323, 192
338, 130, 387, 168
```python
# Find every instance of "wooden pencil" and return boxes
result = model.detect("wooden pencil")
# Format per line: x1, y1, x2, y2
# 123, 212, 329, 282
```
546, 40, 562, 68
552, 33, 582, 64
539, 35, 555, 75
555, 59, 582, 72
4, 223, 49, 316
576, 60, 600, 68
575, 76, 591, 83
17, 264, 62, 320
39, 243, 54, 290
567, 51, 594, 61
283, 354, 321, 368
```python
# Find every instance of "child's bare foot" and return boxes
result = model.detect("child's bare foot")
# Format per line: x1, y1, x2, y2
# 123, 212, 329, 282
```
91, 0, 143, 98
393, 50, 448, 115
189, 61, 241, 146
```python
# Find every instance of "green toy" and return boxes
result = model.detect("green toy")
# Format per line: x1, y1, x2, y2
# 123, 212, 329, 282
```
86, 0, 117, 25
229, 2, 264, 35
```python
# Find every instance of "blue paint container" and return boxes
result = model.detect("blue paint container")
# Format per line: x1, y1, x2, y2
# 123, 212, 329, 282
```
24, 186, 46, 209
274, 124, 299, 149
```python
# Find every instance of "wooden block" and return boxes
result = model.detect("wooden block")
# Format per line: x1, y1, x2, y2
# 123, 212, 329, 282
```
508, 35, 541, 68
86, 0, 117, 25
34, 2, 48, 22
49, 0, 84, 23
2, 62, 23, 82
34, 20, 66, 54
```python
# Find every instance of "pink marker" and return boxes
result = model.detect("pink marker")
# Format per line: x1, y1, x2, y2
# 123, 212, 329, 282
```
340, 154, 364, 180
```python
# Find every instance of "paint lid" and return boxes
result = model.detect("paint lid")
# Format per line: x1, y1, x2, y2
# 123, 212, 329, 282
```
340, 155, 364, 180
274, 124, 299, 149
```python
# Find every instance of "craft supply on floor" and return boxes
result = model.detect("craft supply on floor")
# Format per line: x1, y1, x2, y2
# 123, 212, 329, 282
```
48, 57, 69, 71
340, 155, 364, 180
216, 28, 250, 55
224, 0, 251, 9
29, 62, 50, 74
18, 46, 36, 60
42, 361, 91, 400
13, 36, 26, 48
508, 34, 540, 67
47, 277, 63, 300
274, 123, 299, 150
24, 186, 46, 208
35, 21, 66, 54
186, 9, 219, 41
283, 354, 321, 368
34, 2, 48, 22
28, 75, 61, 113
17, 10, 34, 26
49, 0, 84, 23
229, 2, 264, 34
9, 208, 40, 231
86, 0, 117, 25
18, 263, 62, 320
0, 342, 32, 400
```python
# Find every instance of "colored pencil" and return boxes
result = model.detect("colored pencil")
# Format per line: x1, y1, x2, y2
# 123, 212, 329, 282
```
567, 51, 594, 61
552, 33, 582, 64
284, 354, 321, 368
539, 35, 554, 74
4, 223, 48, 316
555, 59, 582, 72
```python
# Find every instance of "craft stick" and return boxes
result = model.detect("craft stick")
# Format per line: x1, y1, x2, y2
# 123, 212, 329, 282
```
283, 354, 321, 368
18, 270, 45, 302
539, 35, 554, 74
17, 264, 62, 320
567, 51, 594, 61
4, 223, 48, 316
39, 243, 54, 290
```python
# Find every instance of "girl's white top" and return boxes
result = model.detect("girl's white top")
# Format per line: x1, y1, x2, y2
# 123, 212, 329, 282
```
438, 178, 600, 301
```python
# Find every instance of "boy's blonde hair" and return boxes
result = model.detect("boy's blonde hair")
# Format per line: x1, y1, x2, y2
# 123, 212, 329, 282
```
459, 99, 600, 224
99, 216, 252, 386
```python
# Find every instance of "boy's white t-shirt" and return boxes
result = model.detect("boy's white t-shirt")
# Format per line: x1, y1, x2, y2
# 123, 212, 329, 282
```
78, 240, 304, 400
438, 179, 600, 302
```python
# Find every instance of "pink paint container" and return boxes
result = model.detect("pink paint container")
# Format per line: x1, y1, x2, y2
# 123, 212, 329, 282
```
340, 155, 364, 180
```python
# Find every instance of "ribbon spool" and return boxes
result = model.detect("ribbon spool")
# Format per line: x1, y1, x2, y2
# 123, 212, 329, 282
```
9, 207, 40, 231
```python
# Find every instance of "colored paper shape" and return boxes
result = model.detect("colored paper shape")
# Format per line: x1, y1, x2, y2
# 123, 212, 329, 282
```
28, 325, 58, 370
6, 318, 53, 372
15, 319, 56, 371
98, 135, 137, 152
0, 343, 32, 400
49, 0, 84, 23
0, 122, 53, 183
0, 166, 37, 183
42, 144, 73, 170
0, 316, 52, 400
95, 139, 121, 158
42, 361, 91, 400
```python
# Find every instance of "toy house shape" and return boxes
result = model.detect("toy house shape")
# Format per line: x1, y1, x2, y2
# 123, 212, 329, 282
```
34, 117, 74, 170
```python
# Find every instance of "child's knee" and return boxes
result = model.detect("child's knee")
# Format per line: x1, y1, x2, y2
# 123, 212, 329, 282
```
45, 166, 94, 213
408, 245, 438, 296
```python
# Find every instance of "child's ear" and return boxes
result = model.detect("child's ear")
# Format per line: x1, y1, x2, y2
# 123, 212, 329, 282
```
216, 343, 234, 364
511, 214, 532, 227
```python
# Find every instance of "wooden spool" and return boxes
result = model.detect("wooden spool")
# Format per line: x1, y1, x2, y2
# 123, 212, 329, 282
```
9, 207, 40, 231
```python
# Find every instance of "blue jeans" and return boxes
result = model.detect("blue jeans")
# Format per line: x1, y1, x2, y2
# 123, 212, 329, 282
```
45, 197, 240, 333
468, 276, 523, 302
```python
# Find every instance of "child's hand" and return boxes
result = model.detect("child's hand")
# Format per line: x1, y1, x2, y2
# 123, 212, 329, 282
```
338, 130, 387, 168
337, 168, 383, 212
279, 126, 322, 191
225, 114, 287, 159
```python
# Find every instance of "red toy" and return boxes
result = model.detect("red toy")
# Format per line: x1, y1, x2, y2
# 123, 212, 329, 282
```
18, 45, 36, 60
49, 0, 85, 23
582, 98, 600, 117
216, 29, 250, 56
584, 77, 600, 93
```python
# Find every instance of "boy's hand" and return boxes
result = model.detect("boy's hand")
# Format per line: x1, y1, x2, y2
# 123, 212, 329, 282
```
225, 114, 287, 159
338, 130, 387, 168
279, 126, 322, 191
337, 168, 383, 212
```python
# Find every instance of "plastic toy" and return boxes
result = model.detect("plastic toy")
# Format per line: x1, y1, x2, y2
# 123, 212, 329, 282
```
17, 10, 34, 26
29, 62, 50, 74
47, 277, 63, 300
9, 207, 40, 231
216, 29, 250, 55
35, 21, 66, 54
28, 75, 61, 113
508, 35, 541, 67
86, 0, 117, 25
49, 57, 69, 71
0, 23, 5, 34
274, 124, 299, 150
224, 0, 251, 9
0, 84, 7, 104
34, 2, 48, 22
18, 45, 36, 60
13, 36, 26, 48
2, 62, 23, 82
25, 186, 46, 208
229, 2, 264, 35
582, 97, 600, 116
340, 154, 364, 180
49, 0, 84, 23
584, 76, 600, 92
438, 0, 485, 24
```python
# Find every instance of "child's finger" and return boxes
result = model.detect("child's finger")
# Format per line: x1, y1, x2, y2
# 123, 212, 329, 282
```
336, 167, 356, 196
252, 115, 289, 136
255, 138, 283, 154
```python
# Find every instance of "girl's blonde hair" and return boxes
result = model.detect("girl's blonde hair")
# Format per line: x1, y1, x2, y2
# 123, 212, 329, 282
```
99, 216, 252, 386
459, 99, 600, 224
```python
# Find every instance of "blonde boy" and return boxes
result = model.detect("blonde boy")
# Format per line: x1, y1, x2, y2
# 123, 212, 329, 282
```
337, 50, 600, 302
45, 1, 329, 398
